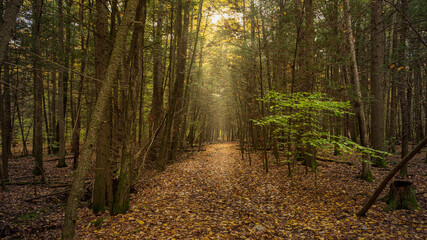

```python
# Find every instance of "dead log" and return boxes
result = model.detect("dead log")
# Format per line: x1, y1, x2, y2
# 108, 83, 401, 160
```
385, 180, 419, 211
24, 189, 70, 202
46, 156, 74, 162
357, 136, 427, 216
181, 149, 206, 152
316, 156, 353, 165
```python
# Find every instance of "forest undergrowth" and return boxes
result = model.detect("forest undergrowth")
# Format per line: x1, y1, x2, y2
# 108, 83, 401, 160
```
1, 142, 426, 239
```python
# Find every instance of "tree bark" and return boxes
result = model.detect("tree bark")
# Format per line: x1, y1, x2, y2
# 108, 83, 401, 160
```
147, 4, 165, 166
370, 0, 386, 167
57, 0, 67, 168
397, 0, 409, 177
62, 0, 138, 237
0, 0, 23, 68
92, 0, 111, 214
1, 59, 12, 181
32, 0, 44, 177
343, 0, 373, 182
169, 0, 190, 163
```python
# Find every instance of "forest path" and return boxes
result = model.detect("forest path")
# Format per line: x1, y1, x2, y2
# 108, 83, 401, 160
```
77, 142, 427, 239
78, 142, 290, 238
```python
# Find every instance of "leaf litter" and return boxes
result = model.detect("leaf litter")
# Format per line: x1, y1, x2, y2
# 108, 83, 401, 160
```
0, 143, 426, 239
76, 143, 426, 239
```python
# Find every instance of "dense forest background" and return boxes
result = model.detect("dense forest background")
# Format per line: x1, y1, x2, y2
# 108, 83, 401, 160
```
0, 0, 426, 238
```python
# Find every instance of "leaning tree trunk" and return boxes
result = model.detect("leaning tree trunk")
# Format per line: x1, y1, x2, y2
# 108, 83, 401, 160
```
62, 0, 139, 237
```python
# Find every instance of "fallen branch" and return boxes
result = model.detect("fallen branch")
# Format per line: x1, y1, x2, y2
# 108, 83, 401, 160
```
47, 184, 72, 189
6, 181, 41, 185
181, 149, 206, 152
24, 189, 70, 202
357, 136, 427, 216
46, 156, 74, 162
316, 156, 353, 165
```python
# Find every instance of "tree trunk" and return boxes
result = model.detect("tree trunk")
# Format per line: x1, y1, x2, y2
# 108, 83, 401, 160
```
370, 0, 386, 167
412, 40, 424, 143
0, 0, 23, 68
385, 181, 419, 211
169, 0, 190, 163
147, 5, 164, 166
343, 0, 373, 182
57, 0, 67, 168
32, 0, 44, 177
62, 0, 138, 237
71, 0, 88, 170
112, 24, 141, 212
398, 0, 409, 177
92, 0, 112, 214
1, 59, 12, 181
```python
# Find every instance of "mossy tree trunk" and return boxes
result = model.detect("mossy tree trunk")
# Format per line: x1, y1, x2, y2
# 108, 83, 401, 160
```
385, 181, 419, 211
112, 0, 146, 213
92, 0, 111, 214
357, 136, 427, 216
62, 0, 138, 237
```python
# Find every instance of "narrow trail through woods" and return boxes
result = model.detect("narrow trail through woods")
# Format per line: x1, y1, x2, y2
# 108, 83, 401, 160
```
77, 143, 426, 239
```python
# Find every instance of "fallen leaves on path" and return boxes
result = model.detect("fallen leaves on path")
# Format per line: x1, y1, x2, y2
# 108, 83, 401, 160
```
76, 143, 427, 239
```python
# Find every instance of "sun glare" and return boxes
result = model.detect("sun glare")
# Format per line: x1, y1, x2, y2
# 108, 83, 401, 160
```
211, 13, 222, 24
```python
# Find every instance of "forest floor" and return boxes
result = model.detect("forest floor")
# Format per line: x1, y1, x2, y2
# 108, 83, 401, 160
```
1, 142, 426, 239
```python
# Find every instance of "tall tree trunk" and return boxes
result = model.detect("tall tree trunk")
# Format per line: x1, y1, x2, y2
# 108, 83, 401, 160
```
32, 0, 44, 177
414, 59, 427, 143
169, 0, 190, 163
0, 78, 4, 190
0, 0, 23, 68
386, 8, 398, 153
62, 0, 138, 237
71, 0, 88, 169
370, 0, 386, 167
50, 68, 57, 154
295, 0, 316, 169
412, 40, 424, 143
398, 0, 408, 177
57, 0, 67, 167
147, 5, 165, 166
1, 58, 12, 181
112, 17, 142, 212
343, 0, 373, 182
137, 0, 147, 146
92, 0, 111, 214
